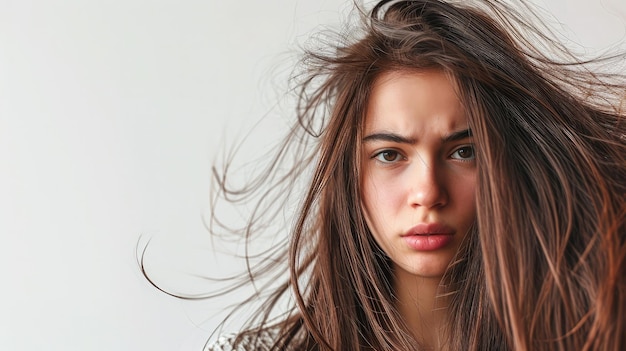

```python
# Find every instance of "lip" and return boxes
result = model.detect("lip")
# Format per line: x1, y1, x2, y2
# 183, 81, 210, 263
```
403, 223, 455, 236
402, 223, 455, 251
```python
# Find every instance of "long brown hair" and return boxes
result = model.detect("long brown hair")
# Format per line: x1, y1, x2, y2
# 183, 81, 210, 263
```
193, 1, 626, 350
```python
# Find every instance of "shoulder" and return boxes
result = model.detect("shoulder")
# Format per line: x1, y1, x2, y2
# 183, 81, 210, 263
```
204, 329, 278, 351
204, 334, 237, 351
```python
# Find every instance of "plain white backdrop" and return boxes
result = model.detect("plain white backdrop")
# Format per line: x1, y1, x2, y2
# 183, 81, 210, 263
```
0, 0, 624, 350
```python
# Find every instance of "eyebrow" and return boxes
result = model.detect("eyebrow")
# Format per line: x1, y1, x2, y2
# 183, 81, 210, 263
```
362, 128, 472, 144
442, 128, 472, 143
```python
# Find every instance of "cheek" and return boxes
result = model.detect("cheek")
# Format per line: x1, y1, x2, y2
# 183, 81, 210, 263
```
361, 173, 404, 228
450, 174, 477, 221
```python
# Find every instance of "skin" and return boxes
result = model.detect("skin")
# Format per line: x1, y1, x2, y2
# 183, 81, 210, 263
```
360, 70, 477, 348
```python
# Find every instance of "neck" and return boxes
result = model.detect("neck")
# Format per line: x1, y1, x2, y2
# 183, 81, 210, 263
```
394, 269, 448, 350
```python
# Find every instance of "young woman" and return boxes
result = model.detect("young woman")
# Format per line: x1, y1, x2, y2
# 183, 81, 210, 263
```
201, 0, 626, 350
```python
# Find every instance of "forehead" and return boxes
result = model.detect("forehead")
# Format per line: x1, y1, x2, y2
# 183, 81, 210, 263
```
364, 70, 466, 133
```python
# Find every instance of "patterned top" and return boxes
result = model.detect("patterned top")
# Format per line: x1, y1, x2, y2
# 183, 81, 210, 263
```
204, 330, 278, 351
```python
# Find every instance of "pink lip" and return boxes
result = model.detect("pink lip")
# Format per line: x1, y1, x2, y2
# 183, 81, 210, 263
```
402, 223, 455, 251
404, 223, 455, 236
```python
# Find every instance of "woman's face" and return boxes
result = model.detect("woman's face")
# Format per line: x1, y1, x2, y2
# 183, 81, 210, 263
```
360, 70, 476, 280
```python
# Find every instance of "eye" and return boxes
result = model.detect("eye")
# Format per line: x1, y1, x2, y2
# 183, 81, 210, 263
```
373, 150, 404, 163
450, 145, 475, 161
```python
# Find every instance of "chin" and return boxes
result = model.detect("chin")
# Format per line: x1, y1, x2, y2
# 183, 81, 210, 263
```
395, 260, 451, 280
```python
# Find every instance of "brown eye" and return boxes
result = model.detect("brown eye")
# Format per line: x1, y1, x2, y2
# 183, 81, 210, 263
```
374, 150, 403, 163
450, 145, 475, 160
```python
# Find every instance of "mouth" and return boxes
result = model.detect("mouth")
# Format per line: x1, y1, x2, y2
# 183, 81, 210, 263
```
401, 223, 455, 251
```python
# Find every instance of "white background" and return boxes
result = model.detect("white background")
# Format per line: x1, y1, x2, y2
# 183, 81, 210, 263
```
0, 0, 624, 350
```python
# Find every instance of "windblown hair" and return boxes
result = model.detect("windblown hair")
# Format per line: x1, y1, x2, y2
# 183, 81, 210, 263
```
204, 0, 626, 350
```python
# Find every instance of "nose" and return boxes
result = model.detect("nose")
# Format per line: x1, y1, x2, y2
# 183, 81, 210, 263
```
407, 160, 448, 209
